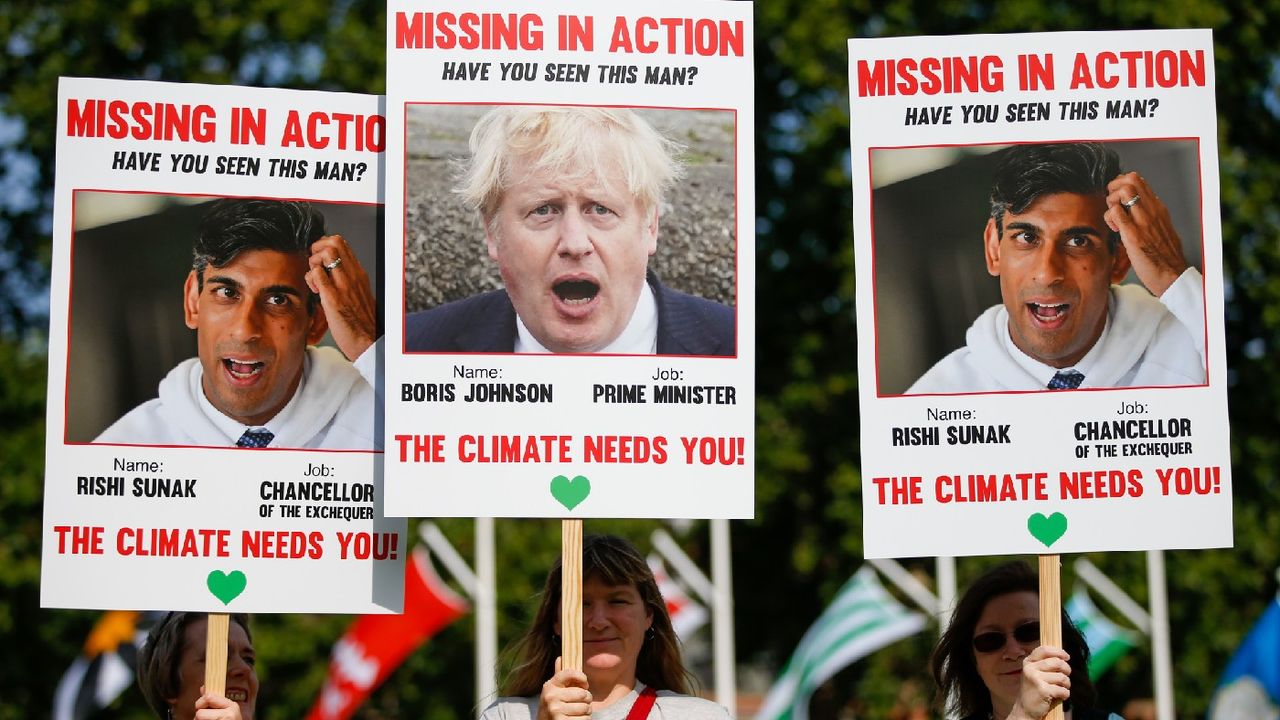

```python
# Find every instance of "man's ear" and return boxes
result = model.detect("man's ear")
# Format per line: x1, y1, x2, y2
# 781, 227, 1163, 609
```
183, 271, 201, 330
644, 207, 659, 257
305, 302, 329, 345
1109, 239, 1132, 283
983, 217, 1002, 277
485, 219, 501, 262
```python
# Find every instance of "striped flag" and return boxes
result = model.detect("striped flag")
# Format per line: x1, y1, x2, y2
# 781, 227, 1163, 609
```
1065, 586, 1140, 679
756, 566, 926, 720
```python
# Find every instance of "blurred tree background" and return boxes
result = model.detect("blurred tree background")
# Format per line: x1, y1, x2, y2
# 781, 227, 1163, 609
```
2, 1, 1278, 718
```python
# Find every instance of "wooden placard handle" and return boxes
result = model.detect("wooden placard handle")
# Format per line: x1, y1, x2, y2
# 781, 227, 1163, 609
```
1038, 555, 1064, 720
204, 612, 230, 696
561, 519, 583, 671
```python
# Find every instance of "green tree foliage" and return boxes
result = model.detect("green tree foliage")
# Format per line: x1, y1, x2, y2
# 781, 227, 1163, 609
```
2, 1, 1279, 718
0, 0, 387, 335
748, 1, 1280, 717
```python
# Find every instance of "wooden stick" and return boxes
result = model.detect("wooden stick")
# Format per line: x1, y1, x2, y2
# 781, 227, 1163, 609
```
561, 519, 583, 671
204, 612, 230, 696
1038, 555, 1064, 720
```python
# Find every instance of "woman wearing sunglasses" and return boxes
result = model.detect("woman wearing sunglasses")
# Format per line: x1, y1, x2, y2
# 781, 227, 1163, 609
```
930, 562, 1121, 720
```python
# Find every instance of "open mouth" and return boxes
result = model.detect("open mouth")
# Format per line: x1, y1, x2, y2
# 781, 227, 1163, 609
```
226, 689, 249, 702
1027, 302, 1069, 328
223, 358, 264, 380
553, 279, 600, 306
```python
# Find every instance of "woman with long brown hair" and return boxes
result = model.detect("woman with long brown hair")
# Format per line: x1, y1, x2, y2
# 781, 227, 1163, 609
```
482, 535, 728, 719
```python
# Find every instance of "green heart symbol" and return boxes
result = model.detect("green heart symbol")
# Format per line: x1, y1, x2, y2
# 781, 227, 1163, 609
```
550, 474, 591, 511
1027, 512, 1068, 548
207, 570, 247, 605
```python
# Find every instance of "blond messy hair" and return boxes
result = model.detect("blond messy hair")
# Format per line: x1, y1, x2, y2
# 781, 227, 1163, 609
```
458, 106, 684, 222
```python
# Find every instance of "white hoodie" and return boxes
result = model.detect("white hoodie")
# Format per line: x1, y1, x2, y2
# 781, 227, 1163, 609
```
908, 269, 1206, 393
96, 343, 379, 450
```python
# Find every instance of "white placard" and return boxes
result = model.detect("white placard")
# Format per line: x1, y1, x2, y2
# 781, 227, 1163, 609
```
384, 0, 756, 518
849, 30, 1232, 558
42, 78, 404, 613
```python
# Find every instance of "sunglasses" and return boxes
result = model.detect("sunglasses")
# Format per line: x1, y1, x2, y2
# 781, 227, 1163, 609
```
972, 621, 1040, 653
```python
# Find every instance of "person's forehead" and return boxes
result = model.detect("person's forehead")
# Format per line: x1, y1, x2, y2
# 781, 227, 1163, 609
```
503, 151, 631, 200
229, 621, 253, 648
206, 248, 310, 289
1007, 191, 1108, 228
975, 590, 1038, 628
583, 575, 640, 593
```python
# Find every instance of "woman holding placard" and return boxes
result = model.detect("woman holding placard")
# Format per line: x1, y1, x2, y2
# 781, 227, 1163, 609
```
137, 612, 257, 720
482, 534, 728, 720
930, 561, 1122, 720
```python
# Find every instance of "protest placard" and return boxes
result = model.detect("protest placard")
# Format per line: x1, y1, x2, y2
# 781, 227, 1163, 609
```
849, 30, 1232, 558
384, 0, 756, 519
42, 78, 403, 613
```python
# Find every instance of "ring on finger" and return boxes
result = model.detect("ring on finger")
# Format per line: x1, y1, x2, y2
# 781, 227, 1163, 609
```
324, 256, 343, 271
1122, 194, 1141, 208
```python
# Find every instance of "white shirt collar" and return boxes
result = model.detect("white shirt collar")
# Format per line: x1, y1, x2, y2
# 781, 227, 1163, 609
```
195, 354, 309, 445
1003, 301, 1111, 387
514, 281, 658, 354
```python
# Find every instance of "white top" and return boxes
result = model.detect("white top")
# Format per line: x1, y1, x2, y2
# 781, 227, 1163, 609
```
479, 682, 731, 720
1000, 305, 1112, 387
908, 268, 1206, 393
95, 341, 380, 450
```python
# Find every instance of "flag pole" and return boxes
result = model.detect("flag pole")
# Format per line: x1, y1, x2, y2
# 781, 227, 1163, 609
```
868, 559, 941, 617
1073, 557, 1152, 633
936, 556, 957, 632
1038, 555, 1064, 720
204, 613, 230, 696
561, 520, 583, 671
711, 518, 737, 717
651, 529, 715, 603
476, 518, 497, 716
1146, 550, 1175, 720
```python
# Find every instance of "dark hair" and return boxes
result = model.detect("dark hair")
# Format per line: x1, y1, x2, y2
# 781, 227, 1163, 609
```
136, 612, 252, 718
930, 561, 1096, 718
193, 199, 326, 311
989, 142, 1121, 251
502, 534, 694, 697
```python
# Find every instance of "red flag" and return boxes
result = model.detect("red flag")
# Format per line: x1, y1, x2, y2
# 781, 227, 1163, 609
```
306, 548, 468, 720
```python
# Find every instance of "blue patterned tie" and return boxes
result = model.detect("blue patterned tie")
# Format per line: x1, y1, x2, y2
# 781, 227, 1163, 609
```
1047, 370, 1085, 390
236, 429, 275, 448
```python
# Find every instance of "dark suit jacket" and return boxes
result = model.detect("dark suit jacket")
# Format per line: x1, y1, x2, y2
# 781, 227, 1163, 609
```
405, 273, 735, 356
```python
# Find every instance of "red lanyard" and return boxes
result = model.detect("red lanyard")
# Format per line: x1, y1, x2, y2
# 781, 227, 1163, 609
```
625, 686, 658, 720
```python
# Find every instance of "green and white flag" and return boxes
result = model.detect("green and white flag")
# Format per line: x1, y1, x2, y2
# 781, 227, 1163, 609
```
757, 566, 926, 720
1066, 585, 1141, 679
